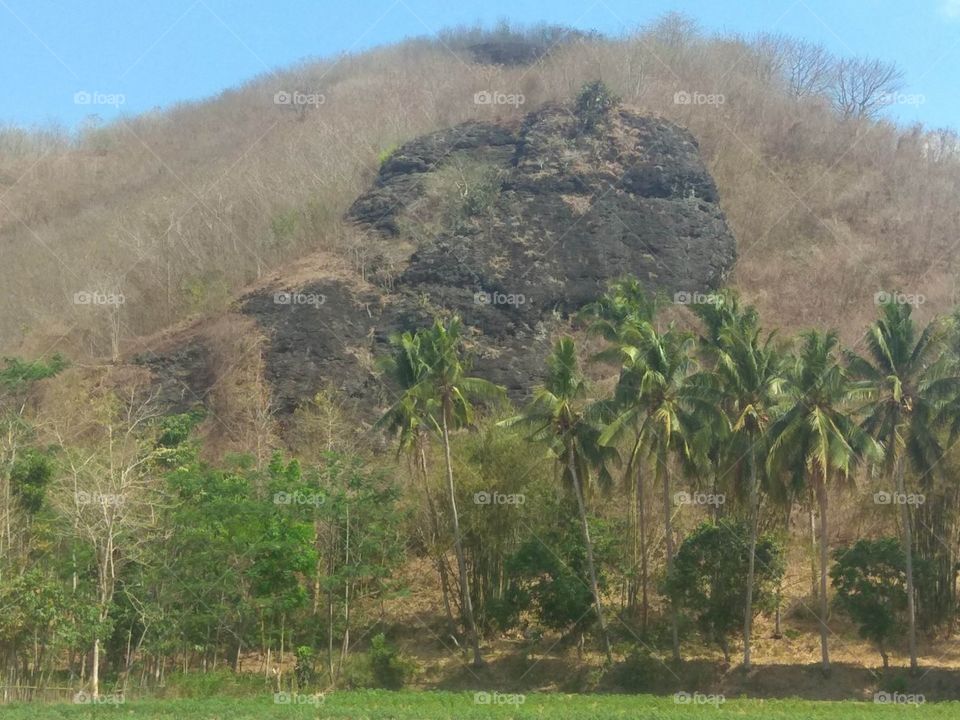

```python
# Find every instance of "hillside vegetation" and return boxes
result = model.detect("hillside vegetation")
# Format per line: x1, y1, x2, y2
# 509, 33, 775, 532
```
4, 15, 960, 712
2, 16, 959, 359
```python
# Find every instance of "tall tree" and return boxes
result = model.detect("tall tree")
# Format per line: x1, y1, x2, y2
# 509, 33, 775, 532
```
767, 330, 880, 672
376, 331, 458, 635
694, 303, 784, 671
847, 299, 960, 671
583, 278, 660, 625
505, 337, 616, 663
598, 322, 702, 662
378, 317, 505, 667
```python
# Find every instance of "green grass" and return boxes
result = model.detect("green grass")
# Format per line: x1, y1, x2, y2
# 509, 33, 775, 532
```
5, 691, 958, 719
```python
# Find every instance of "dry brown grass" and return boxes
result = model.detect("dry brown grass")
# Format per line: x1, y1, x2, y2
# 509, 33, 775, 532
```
2, 19, 959, 362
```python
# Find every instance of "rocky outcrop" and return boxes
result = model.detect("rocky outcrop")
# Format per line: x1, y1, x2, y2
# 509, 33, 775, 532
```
140, 101, 736, 418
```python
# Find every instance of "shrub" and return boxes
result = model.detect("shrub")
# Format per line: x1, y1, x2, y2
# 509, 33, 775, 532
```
295, 646, 315, 690
665, 519, 785, 662
574, 80, 620, 132
368, 633, 413, 690
830, 538, 921, 669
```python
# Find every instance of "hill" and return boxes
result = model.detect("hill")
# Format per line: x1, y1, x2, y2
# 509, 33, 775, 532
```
3, 17, 959, 366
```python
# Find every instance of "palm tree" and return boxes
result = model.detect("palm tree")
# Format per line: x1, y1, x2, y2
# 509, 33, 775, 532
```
504, 337, 615, 663
598, 322, 703, 662
582, 278, 660, 626
695, 311, 785, 670
377, 317, 505, 667
847, 299, 960, 672
375, 331, 457, 634
766, 330, 880, 672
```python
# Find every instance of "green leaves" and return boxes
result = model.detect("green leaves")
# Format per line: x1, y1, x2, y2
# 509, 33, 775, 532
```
665, 520, 784, 656
378, 316, 507, 443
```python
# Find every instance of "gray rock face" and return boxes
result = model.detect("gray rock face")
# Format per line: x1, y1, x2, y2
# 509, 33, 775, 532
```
141, 102, 736, 417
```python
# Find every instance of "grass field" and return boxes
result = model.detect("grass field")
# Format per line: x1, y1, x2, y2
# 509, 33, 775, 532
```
5, 691, 958, 719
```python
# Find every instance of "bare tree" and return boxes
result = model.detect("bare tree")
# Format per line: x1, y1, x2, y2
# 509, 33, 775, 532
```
786, 39, 834, 98
48, 381, 163, 699
831, 56, 905, 119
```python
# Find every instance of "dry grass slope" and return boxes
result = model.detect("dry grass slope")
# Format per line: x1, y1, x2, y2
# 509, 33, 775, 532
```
2, 16, 959, 362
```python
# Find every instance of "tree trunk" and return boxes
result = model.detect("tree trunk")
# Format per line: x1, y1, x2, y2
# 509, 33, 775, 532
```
638, 464, 649, 634
91, 637, 100, 699
567, 443, 613, 664
895, 454, 919, 672
440, 403, 482, 667
420, 444, 458, 637
810, 490, 819, 599
816, 470, 830, 672
743, 447, 759, 671
660, 449, 680, 663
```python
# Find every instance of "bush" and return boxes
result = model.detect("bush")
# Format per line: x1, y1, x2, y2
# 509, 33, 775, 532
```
368, 633, 414, 690
665, 519, 785, 662
830, 538, 922, 669
611, 646, 675, 692
294, 646, 315, 690
158, 670, 264, 699
574, 80, 620, 132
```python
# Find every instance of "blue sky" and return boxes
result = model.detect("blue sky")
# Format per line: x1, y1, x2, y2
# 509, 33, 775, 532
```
1, 0, 959, 131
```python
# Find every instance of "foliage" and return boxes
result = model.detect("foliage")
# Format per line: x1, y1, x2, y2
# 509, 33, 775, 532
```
830, 538, 915, 668
665, 520, 785, 660
367, 633, 414, 690
574, 80, 620, 132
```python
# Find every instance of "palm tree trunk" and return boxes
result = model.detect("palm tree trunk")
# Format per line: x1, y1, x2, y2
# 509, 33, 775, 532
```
441, 404, 482, 667
816, 471, 830, 672
895, 454, 918, 672
743, 446, 759, 671
567, 444, 613, 664
638, 465, 649, 634
660, 450, 680, 663
809, 497, 819, 599
420, 444, 457, 636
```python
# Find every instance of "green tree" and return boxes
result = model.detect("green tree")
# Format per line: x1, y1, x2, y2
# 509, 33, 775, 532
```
598, 322, 701, 662
375, 333, 457, 634
582, 277, 660, 625
379, 317, 505, 667
504, 337, 616, 663
694, 301, 784, 670
830, 538, 915, 669
666, 520, 784, 662
847, 298, 960, 671
766, 330, 880, 671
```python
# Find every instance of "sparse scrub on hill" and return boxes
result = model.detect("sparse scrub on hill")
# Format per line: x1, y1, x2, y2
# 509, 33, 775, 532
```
1, 16, 959, 358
